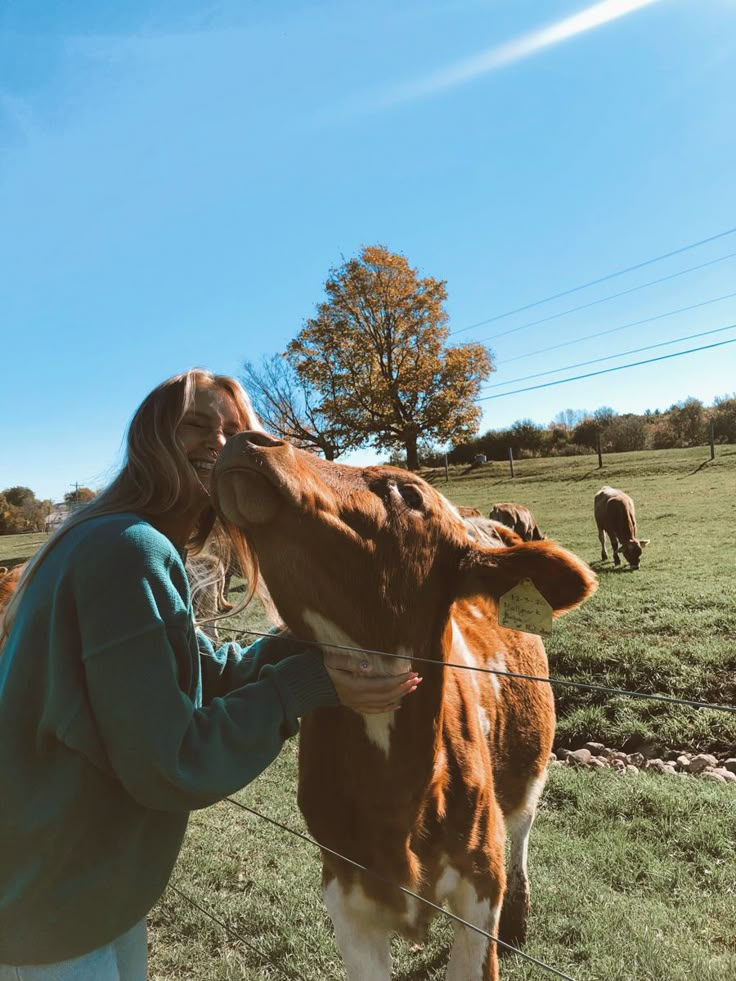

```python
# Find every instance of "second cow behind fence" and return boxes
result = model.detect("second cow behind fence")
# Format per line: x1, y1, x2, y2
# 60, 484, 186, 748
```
213, 432, 597, 981
488, 503, 545, 542
594, 486, 650, 570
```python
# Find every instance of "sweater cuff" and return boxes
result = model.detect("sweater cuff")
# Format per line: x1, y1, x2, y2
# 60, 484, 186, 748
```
263, 648, 339, 725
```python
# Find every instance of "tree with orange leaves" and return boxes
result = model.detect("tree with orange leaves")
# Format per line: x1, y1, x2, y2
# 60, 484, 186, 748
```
287, 246, 493, 470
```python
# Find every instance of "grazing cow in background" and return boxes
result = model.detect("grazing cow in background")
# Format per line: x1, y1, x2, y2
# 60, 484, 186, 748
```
213, 432, 596, 981
456, 505, 482, 518
489, 503, 545, 542
594, 486, 649, 570
462, 515, 524, 549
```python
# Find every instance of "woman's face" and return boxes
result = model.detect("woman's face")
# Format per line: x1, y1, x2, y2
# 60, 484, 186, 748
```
177, 386, 242, 503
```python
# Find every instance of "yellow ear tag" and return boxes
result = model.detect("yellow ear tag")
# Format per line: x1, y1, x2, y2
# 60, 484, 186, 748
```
498, 578, 553, 636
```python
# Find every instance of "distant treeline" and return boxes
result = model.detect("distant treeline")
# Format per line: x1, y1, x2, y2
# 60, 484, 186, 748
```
0, 486, 96, 535
431, 395, 736, 466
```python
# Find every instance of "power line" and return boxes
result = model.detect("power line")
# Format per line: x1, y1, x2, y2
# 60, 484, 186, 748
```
450, 226, 736, 337
482, 321, 736, 391
473, 252, 736, 346
476, 335, 736, 402
500, 287, 736, 366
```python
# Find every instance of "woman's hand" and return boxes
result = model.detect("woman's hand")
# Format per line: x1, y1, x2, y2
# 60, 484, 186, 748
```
324, 662, 422, 714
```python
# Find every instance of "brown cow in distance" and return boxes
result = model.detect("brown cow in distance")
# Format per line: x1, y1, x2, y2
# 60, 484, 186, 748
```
213, 432, 596, 980
489, 503, 545, 542
594, 486, 650, 570
462, 515, 524, 549
456, 505, 482, 518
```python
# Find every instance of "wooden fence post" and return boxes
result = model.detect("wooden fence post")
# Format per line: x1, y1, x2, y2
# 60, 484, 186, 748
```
444, 454, 449, 482
508, 447, 515, 479
710, 421, 715, 460
597, 432, 603, 469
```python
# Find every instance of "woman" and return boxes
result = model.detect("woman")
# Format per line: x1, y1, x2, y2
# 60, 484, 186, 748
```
0, 369, 420, 979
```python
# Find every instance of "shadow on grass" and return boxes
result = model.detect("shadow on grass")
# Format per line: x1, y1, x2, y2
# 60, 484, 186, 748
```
397, 945, 451, 981
572, 467, 605, 483
686, 458, 714, 476
587, 560, 638, 576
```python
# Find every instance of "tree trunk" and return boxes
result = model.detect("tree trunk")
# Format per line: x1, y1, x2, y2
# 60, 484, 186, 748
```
405, 434, 419, 471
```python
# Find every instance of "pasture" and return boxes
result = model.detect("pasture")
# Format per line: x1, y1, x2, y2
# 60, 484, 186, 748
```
1, 444, 734, 978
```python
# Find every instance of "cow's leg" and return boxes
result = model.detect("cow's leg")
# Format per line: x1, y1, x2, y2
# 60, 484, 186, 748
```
444, 868, 504, 981
498, 771, 547, 950
323, 879, 392, 980
597, 525, 608, 561
610, 534, 621, 566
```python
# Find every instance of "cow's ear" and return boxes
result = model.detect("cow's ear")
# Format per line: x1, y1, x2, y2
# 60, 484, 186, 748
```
457, 541, 597, 615
639, 539, 650, 548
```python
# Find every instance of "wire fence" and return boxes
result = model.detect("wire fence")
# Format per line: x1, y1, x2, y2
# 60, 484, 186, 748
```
196, 626, 736, 717
168, 882, 300, 981
178, 599, 734, 979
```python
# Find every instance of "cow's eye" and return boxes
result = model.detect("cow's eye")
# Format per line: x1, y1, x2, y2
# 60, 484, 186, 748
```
398, 483, 424, 511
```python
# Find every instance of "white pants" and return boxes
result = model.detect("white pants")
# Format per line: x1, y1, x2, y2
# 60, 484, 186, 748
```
0, 920, 147, 981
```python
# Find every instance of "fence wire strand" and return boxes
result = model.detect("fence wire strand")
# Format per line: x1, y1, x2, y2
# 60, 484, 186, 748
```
208, 627, 736, 716
167, 882, 300, 981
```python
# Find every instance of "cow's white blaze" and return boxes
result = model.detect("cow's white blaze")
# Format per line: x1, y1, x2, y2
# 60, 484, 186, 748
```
486, 648, 508, 699
451, 619, 494, 735
302, 609, 412, 756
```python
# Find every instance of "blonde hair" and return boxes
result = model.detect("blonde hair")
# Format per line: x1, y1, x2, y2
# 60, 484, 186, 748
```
1, 368, 263, 645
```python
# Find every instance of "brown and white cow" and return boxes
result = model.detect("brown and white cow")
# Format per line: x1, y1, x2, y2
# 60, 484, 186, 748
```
488, 504, 545, 542
594, 486, 649, 570
213, 433, 596, 980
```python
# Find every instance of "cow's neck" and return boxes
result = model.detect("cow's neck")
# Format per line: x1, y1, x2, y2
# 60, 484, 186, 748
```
296, 604, 453, 871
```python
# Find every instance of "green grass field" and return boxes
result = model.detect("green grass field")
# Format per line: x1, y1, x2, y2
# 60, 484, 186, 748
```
0, 531, 47, 568
2, 445, 735, 978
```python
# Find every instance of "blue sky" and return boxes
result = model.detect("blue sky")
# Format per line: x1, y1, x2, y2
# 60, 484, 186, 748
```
2, 0, 735, 502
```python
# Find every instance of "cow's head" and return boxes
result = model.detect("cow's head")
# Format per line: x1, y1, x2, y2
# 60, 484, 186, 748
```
212, 433, 596, 666
622, 538, 650, 570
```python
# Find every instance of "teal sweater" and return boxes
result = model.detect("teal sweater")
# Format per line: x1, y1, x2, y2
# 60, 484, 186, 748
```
0, 514, 337, 965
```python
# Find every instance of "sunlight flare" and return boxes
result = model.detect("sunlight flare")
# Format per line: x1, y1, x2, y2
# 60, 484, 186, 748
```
384, 0, 664, 106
